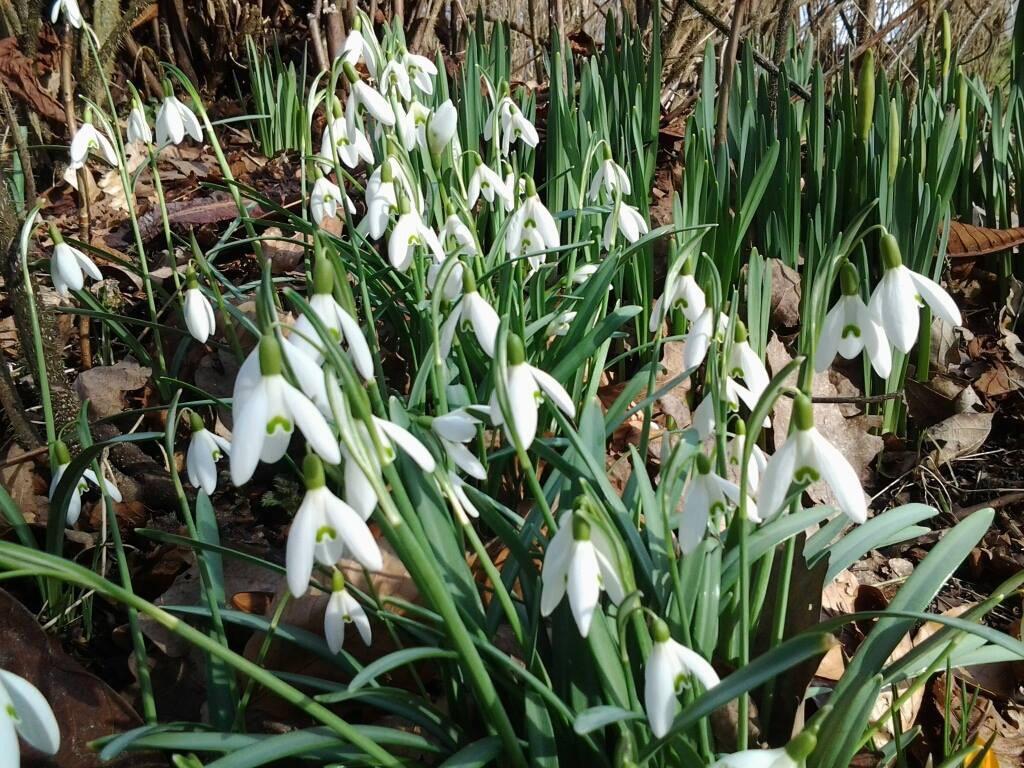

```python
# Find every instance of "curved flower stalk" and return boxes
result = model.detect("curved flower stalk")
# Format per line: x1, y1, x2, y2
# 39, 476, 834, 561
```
506, 177, 559, 274
186, 412, 230, 496
816, 262, 891, 377
602, 202, 648, 249
69, 115, 118, 170
649, 261, 706, 333
728, 321, 770, 403
51, 0, 83, 27
490, 334, 575, 449
342, 62, 395, 127
0, 668, 60, 764
540, 509, 625, 637
324, 571, 372, 652
286, 455, 382, 598
49, 225, 102, 296
709, 730, 817, 768
291, 253, 373, 381
389, 198, 445, 272
588, 144, 631, 202
439, 269, 500, 359
759, 394, 866, 523
156, 82, 202, 146
229, 335, 341, 486
183, 268, 215, 344
677, 452, 753, 554
868, 231, 961, 354
467, 157, 513, 210
49, 440, 121, 527
644, 617, 720, 737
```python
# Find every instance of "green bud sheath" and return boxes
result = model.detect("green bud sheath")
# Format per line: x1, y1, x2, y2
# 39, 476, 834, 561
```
506, 333, 526, 366
313, 252, 335, 295
258, 334, 284, 376
523, 176, 537, 197
793, 393, 814, 432
652, 617, 671, 643
880, 231, 903, 270
887, 100, 900, 183
695, 452, 712, 475
571, 513, 591, 542
398, 194, 411, 215
601, 142, 613, 161
381, 160, 394, 183
342, 61, 360, 84
941, 11, 952, 79
785, 730, 817, 761
162, 79, 174, 99
461, 265, 477, 294
856, 50, 875, 143
331, 568, 346, 592
733, 419, 746, 437
303, 454, 326, 490
188, 411, 205, 433
48, 224, 64, 245
840, 262, 861, 296
185, 267, 200, 291
53, 439, 71, 465
733, 319, 748, 344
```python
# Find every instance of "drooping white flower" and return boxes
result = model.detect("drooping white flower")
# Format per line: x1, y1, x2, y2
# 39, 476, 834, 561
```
394, 100, 430, 152
324, 576, 372, 652
467, 158, 514, 211
484, 91, 539, 155
506, 177, 559, 274
546, 311, 576, 338
286, 455, 382, 598
602, 202, 649, 249
726, 422, 768, 495
759, 394, 866, 524
321, 112, 375, 169
432, 407, 487, 480
0, 668, 60, 764
439, 270, 500, 358
388, 200, 445, 272
126, 102, 152, 145
540, 510, 625, 637
338, 18, 378, 78
186, 413, 230, 496
728, 321, 770, 403
183, 269, 215, 344
50, 0, 82, 27
649, 265, 706, 333
489, 333, 575, 449
644, 618, 720, 738
677, 452, 755, 554
379, 59, 413, 103
570, 263, 601, 285
588, 145, 632, 202
48, 440, 121, 527
69, 120, 119, 170
49, 227, 102, 297
234, 333, 330, 415
358, 162, 399, 240
681, 308, 729, 372
403, 50, 438, 96
816, 262, 891, 377
291, 253, 374, 381
426, 100, 458, 157
708, 730, 818, 768
310, 174, 354, 225
155, 87, 202, 146
343, 62, 395, 126
229, 335, 341, 485
868, 231, 961, 354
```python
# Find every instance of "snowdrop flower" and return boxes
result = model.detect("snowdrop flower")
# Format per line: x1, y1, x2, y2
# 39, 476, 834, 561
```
0, 667, 60, 764
49, 226, 102, 297
677, 453, 754, 554
431, 407, 487, 480
322, 111, 375, 169
588, 144, 631, 202
489, 333, 575, 449
709, 730, 818, 768
229, 334, 341, 485
286, 455, 382, 598
467, 157, 514, 210
484, 88, 540, 155
359, 162, 399, 240
546, 311, 576, 338
69, 117, 118, 170
156, 83, 202, 146
728, 321, 770, 402
506, 177, 559, 273
389, 198, 445, 272
447, 472, 481, 520
426, 100, 458, 159
727, 421, 767, 495
403, 50, 438, 96
603, 201, 649, 249
868, 231, 961, 354
379, 59, 413, 103
186, 412, 230, 496
338, 17, 378, 78
759, 394, 866, 524
343, 62, 395, 126
50, 0, 82, 26
48, 440, 120, 527
395, 100, 430, 152
681, 308, 729, 372
570, 263, 601, 285
324, 572, 372, 652
650, 263, 706, 332
310, 174, 354, 226
816, 262, 891, 377
540, 509, 625, 637
644, 618, 720, 738
439, 269, 500, 358
183, 268, 215, 344
291, 252, 374, 381
126, 98, 152, 145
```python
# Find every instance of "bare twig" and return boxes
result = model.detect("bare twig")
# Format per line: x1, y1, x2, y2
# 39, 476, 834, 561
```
308, 0, 330, 72
769, 0, 795, 117
715, 0, 750, 149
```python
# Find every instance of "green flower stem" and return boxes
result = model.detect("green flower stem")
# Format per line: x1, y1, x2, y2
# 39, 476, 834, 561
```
233, 592, 290, 729
0, 541, 400, 766
17, 207, 55, 447
147, 148, 183, 298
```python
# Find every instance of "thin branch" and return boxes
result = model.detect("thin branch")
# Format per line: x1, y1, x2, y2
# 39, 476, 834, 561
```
715, 0, 750, 149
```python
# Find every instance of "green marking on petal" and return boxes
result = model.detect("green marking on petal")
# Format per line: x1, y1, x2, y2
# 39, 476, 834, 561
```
266, 416, 292, 434
794, 466, 820, 484
841, 324, 862, 339
316, 525, 337, 543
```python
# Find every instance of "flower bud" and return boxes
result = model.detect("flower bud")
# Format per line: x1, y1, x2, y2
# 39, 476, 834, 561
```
857, 50, 875, 143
